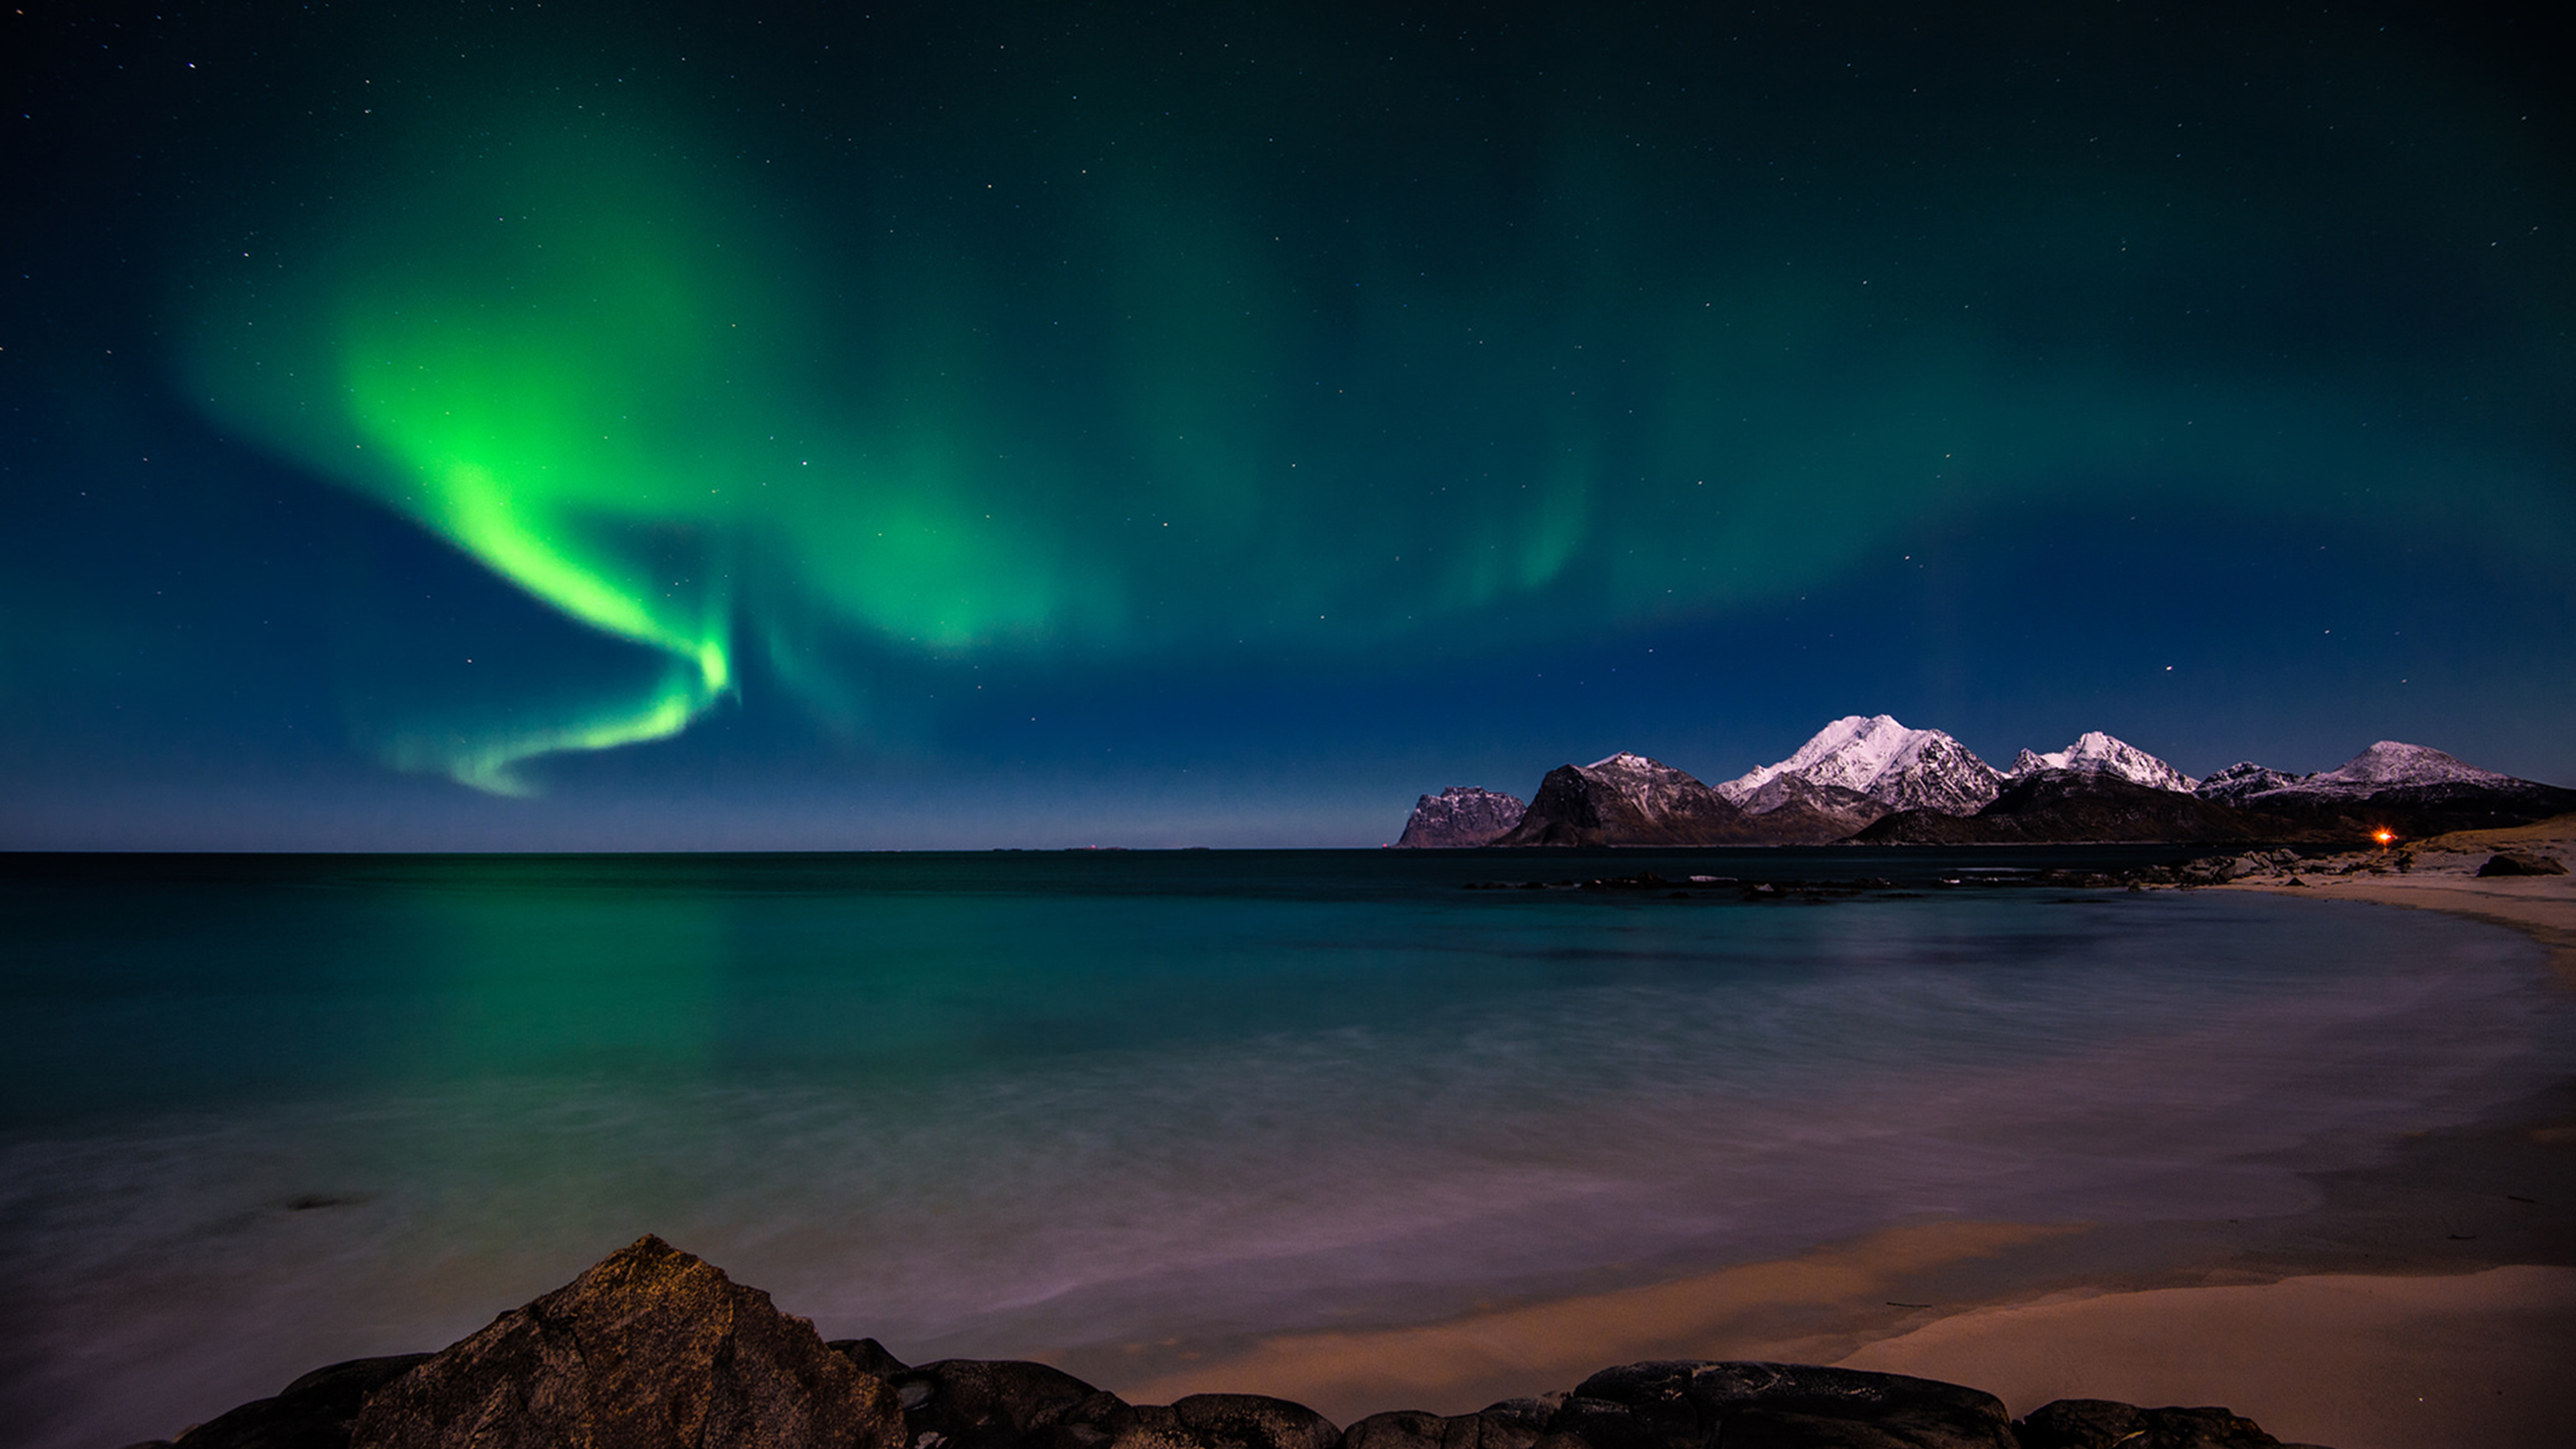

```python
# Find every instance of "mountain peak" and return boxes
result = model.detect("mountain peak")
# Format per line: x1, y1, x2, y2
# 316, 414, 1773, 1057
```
2007, 731, 2197, 793
1720, 714, 2003, 816
1493, 753, 1760, 846
1582, 750, 1666, 774
2311, 741, 2512, 790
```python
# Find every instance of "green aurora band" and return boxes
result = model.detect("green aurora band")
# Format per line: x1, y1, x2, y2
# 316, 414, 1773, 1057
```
183, 95, 2561, 793
192, 137, 1091, 792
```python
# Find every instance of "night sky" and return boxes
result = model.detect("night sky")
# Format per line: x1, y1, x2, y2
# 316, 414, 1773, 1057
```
5, 2, 2569, 849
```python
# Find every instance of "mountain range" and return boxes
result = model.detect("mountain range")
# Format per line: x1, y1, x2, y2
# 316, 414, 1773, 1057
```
1395, 716, 2575, 847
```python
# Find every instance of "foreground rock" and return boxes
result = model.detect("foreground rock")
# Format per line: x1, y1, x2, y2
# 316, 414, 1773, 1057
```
2477, 850, 2568, 877
151, 1238, 2330, 1449
1395, 787, 1529, 847
2016, 1399, 2302, 1448
352, 1235, 901, 1449
142, 1354, 431, 1449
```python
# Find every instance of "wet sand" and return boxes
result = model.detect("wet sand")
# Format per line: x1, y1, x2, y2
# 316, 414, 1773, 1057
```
1101, 818, 2576, 1448
1840, 1265, 2576, 1449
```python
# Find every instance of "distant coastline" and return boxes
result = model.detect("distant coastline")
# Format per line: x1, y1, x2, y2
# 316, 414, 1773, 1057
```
1397, 718, 2576, 851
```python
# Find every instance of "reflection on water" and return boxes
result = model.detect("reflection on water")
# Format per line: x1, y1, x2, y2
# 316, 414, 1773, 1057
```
1, 850, 2567, 1449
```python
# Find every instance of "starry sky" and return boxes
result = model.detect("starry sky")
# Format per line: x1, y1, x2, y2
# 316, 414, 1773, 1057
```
3, 1, 2569, 849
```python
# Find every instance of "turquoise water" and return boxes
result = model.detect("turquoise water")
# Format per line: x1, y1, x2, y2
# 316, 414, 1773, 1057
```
3, 849, 2568, 1448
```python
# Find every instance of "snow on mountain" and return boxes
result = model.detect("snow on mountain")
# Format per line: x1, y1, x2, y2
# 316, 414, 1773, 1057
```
1494, 752, 1758, 845
2006, 731, 2198, 793
1582, 751, 1729, 820
2193, 762, 2306, 804
2196, 743, 2534, 809
1717, 715, 2004, 816
2284, 741, 2516, 796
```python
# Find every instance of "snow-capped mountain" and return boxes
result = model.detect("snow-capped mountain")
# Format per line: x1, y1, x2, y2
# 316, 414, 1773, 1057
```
2193, 762, 2306, 804
1393, 786, 1527, 848
2185, 741, 2576, 835
2293, 741, 2517, 796
1580, 751, 1732, 820
2197, 742, 2514, 805
2006, 732, 2198, 793
1410, 729, 2570, 851
1718, 714, 2004, 816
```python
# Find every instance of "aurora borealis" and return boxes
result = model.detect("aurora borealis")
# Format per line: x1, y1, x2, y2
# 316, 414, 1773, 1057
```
4, 2, 2569, 846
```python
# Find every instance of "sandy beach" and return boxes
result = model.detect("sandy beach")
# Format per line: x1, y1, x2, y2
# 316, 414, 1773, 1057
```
1100, 818, 2576, 1449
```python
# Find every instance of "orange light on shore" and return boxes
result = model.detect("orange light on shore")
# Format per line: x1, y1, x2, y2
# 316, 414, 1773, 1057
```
2371, 827, 2397, 847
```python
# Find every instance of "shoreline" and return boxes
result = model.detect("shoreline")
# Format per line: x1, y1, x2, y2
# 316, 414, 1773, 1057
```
2216, 814, 2576, 980
1091, 818, 2576, 1449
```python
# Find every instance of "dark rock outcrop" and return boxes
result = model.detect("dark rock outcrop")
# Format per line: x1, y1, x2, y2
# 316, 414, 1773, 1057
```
2477, 850, 2569, 877
1558, 1360, 2017, 1449
1493, 754, 1771, 847
2017, 1397, 2321, 1448
156, 1242, 2339, 1449
1342, 1403, 1548, 1449
346, 1234, 904, 1449
880, 1354, 1140, 1449
158, 1355, 431, 1449
1395, 788, 1528, 848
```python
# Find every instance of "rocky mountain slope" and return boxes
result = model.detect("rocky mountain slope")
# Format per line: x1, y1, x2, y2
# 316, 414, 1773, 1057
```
1733, 773, 1893, 841
1393, 787, 1527, 847
1491, 753, 1772, 847
1852, 770, 2339, 845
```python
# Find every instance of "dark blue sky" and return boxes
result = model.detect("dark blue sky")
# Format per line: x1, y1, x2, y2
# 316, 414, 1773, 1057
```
4, 1, 2569, 848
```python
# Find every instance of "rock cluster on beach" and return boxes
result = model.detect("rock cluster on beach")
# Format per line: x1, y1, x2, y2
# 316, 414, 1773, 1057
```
141, 1236, 2332, 1449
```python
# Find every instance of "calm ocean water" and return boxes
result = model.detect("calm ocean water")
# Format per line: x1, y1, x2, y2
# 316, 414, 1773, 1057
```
3, 849, 2569, 1448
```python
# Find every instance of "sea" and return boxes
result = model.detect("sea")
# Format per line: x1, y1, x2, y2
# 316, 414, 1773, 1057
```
3, 847, 2570, 1448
